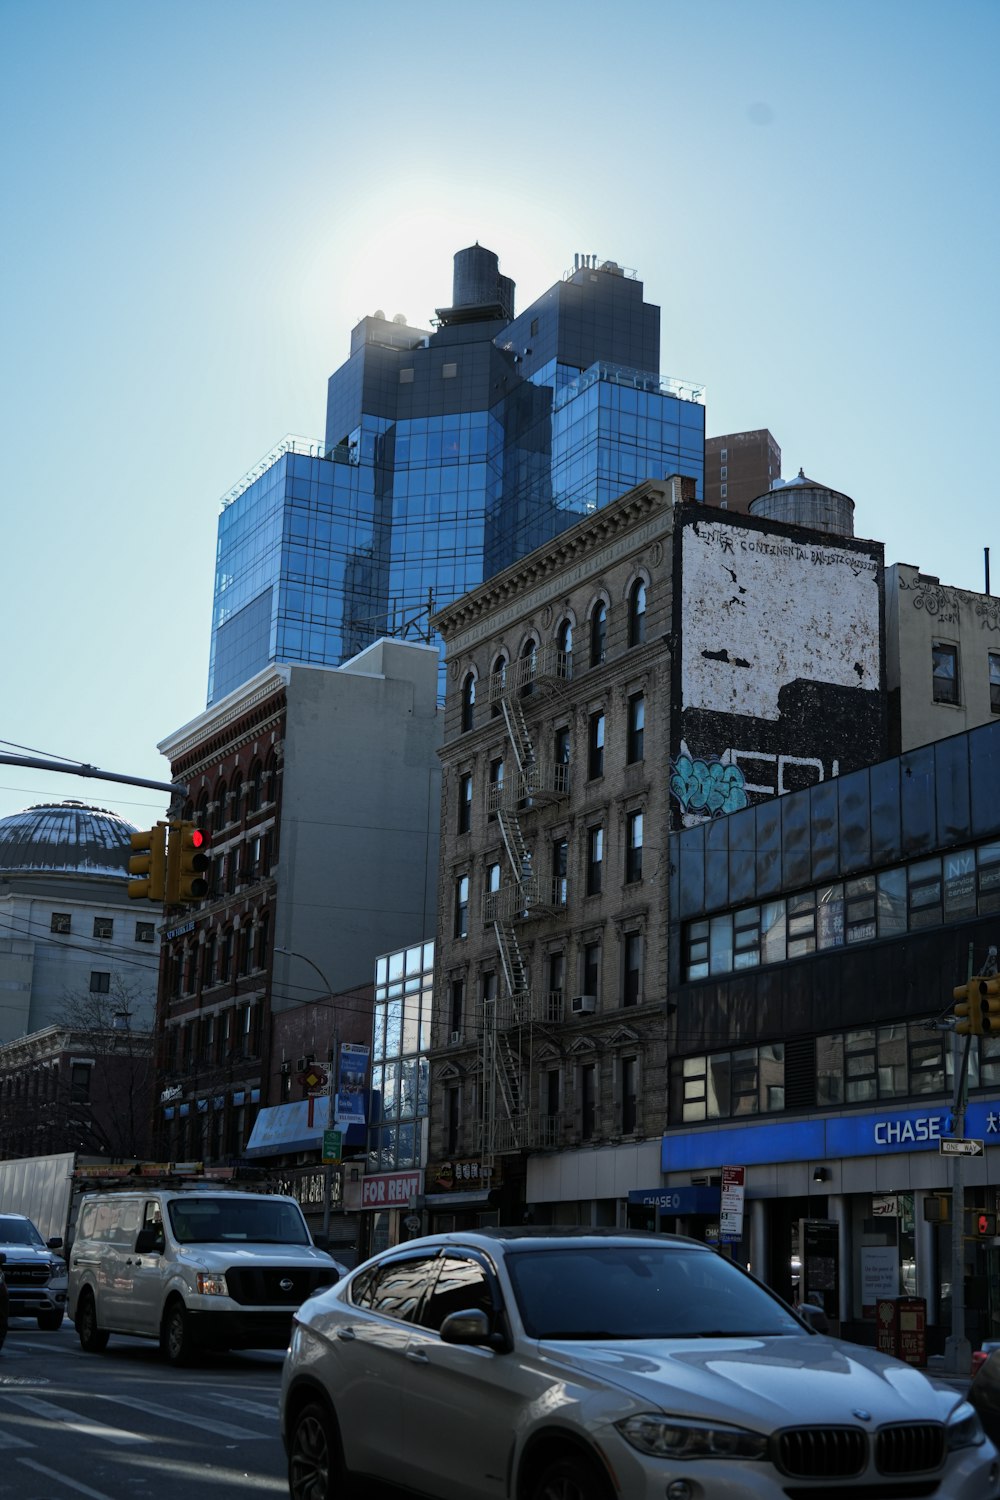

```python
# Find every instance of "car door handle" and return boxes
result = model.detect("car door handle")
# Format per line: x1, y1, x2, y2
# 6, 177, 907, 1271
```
336, 1326, 356, 1341
405, 1347, 429, 1363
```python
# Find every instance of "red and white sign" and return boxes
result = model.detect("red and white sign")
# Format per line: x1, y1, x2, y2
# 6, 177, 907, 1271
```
361, 1170, 423, 1209
720, 1165, 746, 1241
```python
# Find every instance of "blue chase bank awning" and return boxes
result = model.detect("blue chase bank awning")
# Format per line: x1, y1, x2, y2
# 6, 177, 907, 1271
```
244, 1096, 366, 1159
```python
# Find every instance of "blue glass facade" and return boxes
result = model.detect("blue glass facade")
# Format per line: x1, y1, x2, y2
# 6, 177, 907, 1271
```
208, 250, 705, 705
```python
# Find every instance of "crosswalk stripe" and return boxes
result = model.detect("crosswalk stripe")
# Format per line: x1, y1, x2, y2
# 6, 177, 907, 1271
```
94, 1393, 269, 1439
207, 1393, 280, 1419
0, 1393, 148, 1444
18, 1456, 119, 1500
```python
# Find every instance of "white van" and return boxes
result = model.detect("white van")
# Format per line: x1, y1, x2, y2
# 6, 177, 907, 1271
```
68, 1188, 346, 1364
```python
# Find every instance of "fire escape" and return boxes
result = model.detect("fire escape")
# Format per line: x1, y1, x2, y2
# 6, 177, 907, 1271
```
480, 643, 570, 1172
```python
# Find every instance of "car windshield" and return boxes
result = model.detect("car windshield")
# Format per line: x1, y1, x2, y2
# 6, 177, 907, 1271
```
0, 1217, 45, 1248
505, 1245, 804, 1341
167, 1198, 310, 1245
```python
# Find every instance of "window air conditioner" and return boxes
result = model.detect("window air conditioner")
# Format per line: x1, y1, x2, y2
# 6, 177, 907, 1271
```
450, 1030, 462, 1044
571, 994, 596, 1015
296, 1054, 314, 1073
280, 1061, 291, 1075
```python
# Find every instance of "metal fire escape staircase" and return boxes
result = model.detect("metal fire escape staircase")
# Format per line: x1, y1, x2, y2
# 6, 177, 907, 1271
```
480, 645, 569, 1165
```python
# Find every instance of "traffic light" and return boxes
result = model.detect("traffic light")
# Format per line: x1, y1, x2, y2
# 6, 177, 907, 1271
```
165, 822, 211, 905
977, 976, 1000, 1035
974, 1211, 998, 1238
127, 825, 167, 902
954, 981, 982, 1035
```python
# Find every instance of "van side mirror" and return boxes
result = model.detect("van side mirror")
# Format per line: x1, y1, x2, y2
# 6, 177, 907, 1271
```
47, 1236, 64, 1251
135, 1227, 164, 1254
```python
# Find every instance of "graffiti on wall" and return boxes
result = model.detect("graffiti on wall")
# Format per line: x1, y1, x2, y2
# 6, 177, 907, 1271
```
673, 516, 885, 829
670, 755, 748, 821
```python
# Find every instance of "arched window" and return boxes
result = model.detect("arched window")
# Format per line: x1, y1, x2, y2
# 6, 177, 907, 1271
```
556, 619, 573, 679
248, 760, 262, 813
491, 654, 507, 717
231, 773, 243, 824
628, 579, 647, 647
590, 602, 607, 667
214, 782, 228, 832
461, 673, 476, 733
520, 638, 536, 697
264, 754, 278, 803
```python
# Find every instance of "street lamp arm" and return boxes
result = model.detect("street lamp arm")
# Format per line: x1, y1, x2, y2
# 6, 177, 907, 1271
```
274, 947, 334, 1003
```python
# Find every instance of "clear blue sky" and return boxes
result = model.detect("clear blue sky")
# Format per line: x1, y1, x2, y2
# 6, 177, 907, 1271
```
2, 0, 997, 828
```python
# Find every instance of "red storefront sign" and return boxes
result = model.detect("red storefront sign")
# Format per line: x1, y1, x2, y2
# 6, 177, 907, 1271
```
361, 1170, 423, 1209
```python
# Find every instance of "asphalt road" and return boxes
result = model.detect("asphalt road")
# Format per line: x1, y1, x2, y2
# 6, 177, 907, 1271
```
0, 1317, 289, 1500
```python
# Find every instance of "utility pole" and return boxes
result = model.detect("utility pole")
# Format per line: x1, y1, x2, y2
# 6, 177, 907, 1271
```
944, 942, 997, 1373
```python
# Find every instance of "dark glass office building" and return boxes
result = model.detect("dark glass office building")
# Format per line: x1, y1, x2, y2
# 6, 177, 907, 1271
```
208, 247, 705, 705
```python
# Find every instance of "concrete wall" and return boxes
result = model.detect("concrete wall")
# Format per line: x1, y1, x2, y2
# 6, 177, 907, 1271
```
275, 640, 442, 1002
886, 562, 1000, 751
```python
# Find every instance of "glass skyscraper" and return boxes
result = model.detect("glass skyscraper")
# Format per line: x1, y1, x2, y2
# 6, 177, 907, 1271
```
208, 247, 705, 705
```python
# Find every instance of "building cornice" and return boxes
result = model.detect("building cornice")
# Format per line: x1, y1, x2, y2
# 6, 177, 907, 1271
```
158, 666, 292, 762
433, 481, 671, 653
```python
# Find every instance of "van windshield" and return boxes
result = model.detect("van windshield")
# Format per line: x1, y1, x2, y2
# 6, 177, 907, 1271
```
167, 1197, 310, 1246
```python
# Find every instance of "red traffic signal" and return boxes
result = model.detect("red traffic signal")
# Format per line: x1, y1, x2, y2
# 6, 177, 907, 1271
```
166, 821, 212, 905
977, 1212, 998, 1237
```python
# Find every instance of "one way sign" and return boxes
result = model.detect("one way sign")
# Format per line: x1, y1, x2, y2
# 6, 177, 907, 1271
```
939, 1137, 985, 1157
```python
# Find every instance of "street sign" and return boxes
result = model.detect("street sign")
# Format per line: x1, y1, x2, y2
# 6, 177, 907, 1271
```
322, 1129, 343, 1165
939, 1137, 985, 1157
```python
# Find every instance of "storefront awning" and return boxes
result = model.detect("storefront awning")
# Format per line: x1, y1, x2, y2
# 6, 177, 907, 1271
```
244, 1098, 365, 1159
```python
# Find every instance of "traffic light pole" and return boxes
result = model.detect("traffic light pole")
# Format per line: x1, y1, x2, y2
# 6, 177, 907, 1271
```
944, 1025, 973, 1375
0, 752, 185, 799
944, 940, 976, 1376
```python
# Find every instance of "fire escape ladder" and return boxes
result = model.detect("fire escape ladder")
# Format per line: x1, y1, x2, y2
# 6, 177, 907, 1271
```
501, 696, 535, 778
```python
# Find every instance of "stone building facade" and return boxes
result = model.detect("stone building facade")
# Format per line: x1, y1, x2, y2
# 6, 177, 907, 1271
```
428, 477, 887, 1227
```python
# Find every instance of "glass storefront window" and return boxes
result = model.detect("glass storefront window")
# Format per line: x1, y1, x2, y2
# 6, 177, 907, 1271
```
816, 884, 844, 949
943, 848, 976, 920
709, 915, 733, 975
877, 867, 907, 937
908, 858, 942, 929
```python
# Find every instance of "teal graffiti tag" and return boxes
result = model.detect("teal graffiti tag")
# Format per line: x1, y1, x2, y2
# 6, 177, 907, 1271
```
670, 755, 748, 817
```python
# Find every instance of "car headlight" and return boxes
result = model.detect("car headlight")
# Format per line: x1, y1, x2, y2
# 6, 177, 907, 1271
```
196, 1272, 229, 1297
945, 1401, 986, 1450
617, 1413, 769, 1461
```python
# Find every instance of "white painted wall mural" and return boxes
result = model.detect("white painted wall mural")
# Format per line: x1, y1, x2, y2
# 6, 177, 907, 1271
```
673, 515, 885, 826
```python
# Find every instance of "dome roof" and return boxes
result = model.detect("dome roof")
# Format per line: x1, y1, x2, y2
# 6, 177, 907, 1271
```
0, 801, 139, 879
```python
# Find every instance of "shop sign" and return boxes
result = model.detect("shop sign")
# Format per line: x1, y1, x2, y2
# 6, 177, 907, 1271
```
862, 1246, 899, 1307
627, 1186, 719, 1215
361, 1170, 423, 1209
719, 1165, 745, 1242
872, 1194, 899, 1217
430, 1159, 489, 1191
272, 1167, 342, 1210
662, 1103, 1000, 1174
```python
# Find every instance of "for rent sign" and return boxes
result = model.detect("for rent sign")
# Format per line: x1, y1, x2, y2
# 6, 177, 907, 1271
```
361, 1170, 423, 1209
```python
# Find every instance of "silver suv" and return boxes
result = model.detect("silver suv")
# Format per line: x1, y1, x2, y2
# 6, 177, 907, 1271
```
280, 1227, 998, 1500
0, 1213, 67, 1331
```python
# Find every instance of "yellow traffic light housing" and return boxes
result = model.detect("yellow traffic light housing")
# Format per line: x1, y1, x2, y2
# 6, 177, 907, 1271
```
166, 821, 211, 905
977, 976, 1000, 1035
954, 981, 982, 1035
127, 824, 167, 902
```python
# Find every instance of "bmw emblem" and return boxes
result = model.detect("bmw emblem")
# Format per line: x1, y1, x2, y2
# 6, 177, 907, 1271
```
280, 1278, 295, 1292
852, 1409, 872, 1422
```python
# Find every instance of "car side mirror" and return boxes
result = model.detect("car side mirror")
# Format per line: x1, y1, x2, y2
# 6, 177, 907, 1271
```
0, 1251, 5, 1266
47, 1237, 64, 1251
798, 1302, 831, 1335
440, 1308, 506, 1350
135, 1228, 164, 1254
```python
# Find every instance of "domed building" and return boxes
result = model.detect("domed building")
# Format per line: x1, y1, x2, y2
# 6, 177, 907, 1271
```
0, 800, 161, 1040
0, 801, 160, 1160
